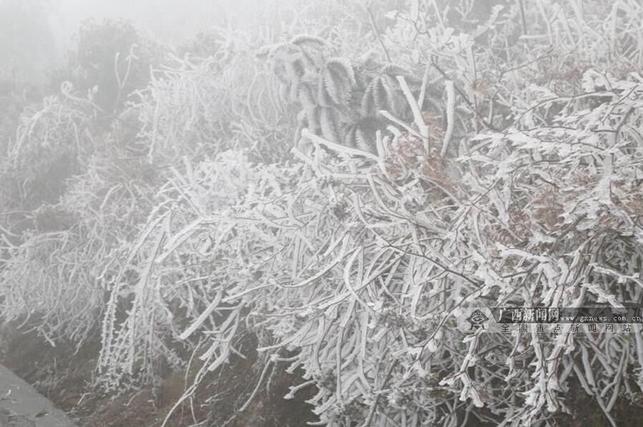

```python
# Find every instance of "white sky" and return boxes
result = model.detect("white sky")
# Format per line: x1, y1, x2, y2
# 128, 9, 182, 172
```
52, 0, 217, 43
49, 0, 287, 46
2, 0, 299, 82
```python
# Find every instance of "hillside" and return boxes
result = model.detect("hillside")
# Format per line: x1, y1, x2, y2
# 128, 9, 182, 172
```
1, 1, 642, 426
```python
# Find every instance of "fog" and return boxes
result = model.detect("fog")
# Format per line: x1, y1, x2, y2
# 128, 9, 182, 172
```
2, 0, 295, 84
53, 0, 250, 43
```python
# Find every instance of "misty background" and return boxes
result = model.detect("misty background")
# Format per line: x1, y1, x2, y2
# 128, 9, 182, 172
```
0, 0, 298, 85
